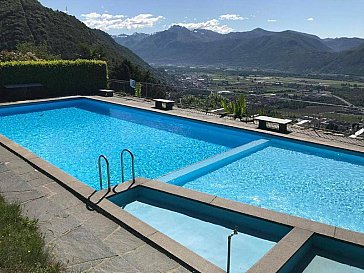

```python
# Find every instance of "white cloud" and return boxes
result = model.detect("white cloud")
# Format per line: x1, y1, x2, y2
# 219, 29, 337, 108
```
219, 14, 246, 21
175, 19, 233, 34
81, 12, 165, 31
267, 19, 277, 22
307, 17, 314, 21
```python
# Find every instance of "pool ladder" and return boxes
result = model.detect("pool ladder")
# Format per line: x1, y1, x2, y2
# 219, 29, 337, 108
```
121, 149, 135, 184
98, 149, 136, 190
98, 155, 111, 190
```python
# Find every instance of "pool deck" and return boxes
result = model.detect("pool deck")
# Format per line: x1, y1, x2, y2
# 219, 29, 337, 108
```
0, 95, 363, 273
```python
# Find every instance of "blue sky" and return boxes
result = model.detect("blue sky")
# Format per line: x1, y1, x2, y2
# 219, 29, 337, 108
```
39, 0, 364, 38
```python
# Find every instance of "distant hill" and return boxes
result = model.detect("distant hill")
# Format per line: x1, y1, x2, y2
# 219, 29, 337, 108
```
114, 26, 364, 76
323, 37, 364, 52
112, 33, 150, 49
0, 0, 153, 79
321, 44, 364, 75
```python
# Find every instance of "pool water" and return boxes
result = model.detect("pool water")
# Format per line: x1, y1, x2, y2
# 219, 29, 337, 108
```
303, 256, 364, 273
0, 99, 255, 189
172, 141, 364, 233
0, 98, 363, 233
123, 200, 276, 273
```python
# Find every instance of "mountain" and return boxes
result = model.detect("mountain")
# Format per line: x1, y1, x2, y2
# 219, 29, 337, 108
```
114, 26, 364, 75
112, 33, 150, 49
0, 0, 152, 78
323, 38, 364, 52
321, 44, 364, 75
114, 26, 334, 72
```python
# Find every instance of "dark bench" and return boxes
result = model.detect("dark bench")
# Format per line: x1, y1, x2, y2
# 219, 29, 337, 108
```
153, 99, 175, 110
1, 83, 45, 101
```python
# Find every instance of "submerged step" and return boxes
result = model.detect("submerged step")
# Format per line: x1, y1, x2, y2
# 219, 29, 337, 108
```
158, 139, 270, 185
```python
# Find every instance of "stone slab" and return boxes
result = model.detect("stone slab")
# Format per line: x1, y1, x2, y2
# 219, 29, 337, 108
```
84, 256, 141, 273
49, 226, 117, 266
122, 244, 180, 273
102, 227, 145, 256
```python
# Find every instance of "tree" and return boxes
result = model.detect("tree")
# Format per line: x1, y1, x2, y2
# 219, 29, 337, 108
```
110, 60, 131, 80
78, 44, 106, 60
16, 42, 59, 60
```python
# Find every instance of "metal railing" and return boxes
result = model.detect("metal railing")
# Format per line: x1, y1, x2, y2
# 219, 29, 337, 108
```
121, 149, 136, 183
98, 155, 111, 190
227, 227, 239, 273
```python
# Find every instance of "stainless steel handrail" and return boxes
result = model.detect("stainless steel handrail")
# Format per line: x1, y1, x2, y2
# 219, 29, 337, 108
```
227, 227, 239, 273
98, 155, 111, 190
121, 149, 135, 183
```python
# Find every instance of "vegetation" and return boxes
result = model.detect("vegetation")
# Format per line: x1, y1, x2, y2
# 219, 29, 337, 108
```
0, 50, 39, 62
333, 88, 364, 107
0, 195, 63, 273
321, 44, 364, 76
0, 0, 156, 81
0, 42, 60, 62
179, 93, 223, 111
134, 82, 142, 97
0, 60, 107, 97
109, 59, 153, 82
221, 94, 247, 120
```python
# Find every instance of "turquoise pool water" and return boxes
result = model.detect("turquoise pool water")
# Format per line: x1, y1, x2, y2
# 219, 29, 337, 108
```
170, 141, 364, 233
124, 200, 275, 273
0, 99, 255, 189
0, 98, 363, 233
303, 256, 364, 273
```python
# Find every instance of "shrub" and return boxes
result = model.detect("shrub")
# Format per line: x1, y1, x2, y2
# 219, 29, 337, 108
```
0, 59, 108, 98
221, 94, 247, 120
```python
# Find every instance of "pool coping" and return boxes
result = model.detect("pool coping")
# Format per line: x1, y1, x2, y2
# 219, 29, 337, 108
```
0, 96, 363, 273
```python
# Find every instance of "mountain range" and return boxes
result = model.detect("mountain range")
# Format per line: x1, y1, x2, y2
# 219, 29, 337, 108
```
0, 0, 152, 80
113, 26, 364, 76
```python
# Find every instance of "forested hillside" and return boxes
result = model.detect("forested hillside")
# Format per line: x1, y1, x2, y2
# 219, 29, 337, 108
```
0, 0, 154, 81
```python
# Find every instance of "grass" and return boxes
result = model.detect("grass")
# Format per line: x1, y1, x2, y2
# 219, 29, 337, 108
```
0, 195, 64, 273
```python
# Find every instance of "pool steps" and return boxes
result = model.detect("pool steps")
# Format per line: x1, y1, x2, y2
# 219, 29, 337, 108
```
158, 138, 270, 185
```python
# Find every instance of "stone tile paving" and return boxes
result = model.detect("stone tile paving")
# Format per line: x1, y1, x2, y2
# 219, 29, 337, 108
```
0, 146, 191, 273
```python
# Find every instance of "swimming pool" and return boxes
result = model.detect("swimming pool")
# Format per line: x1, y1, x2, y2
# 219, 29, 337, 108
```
109, 187, 288, 273
0, 98, 363, 233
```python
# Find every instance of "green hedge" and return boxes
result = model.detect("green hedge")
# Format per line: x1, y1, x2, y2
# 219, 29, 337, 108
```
0, 60, 108, 97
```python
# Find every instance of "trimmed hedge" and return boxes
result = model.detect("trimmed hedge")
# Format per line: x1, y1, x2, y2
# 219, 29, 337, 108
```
0, 60, 108, 98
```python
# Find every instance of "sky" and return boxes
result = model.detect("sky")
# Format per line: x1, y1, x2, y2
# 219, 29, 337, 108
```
39, 0, 364, 38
